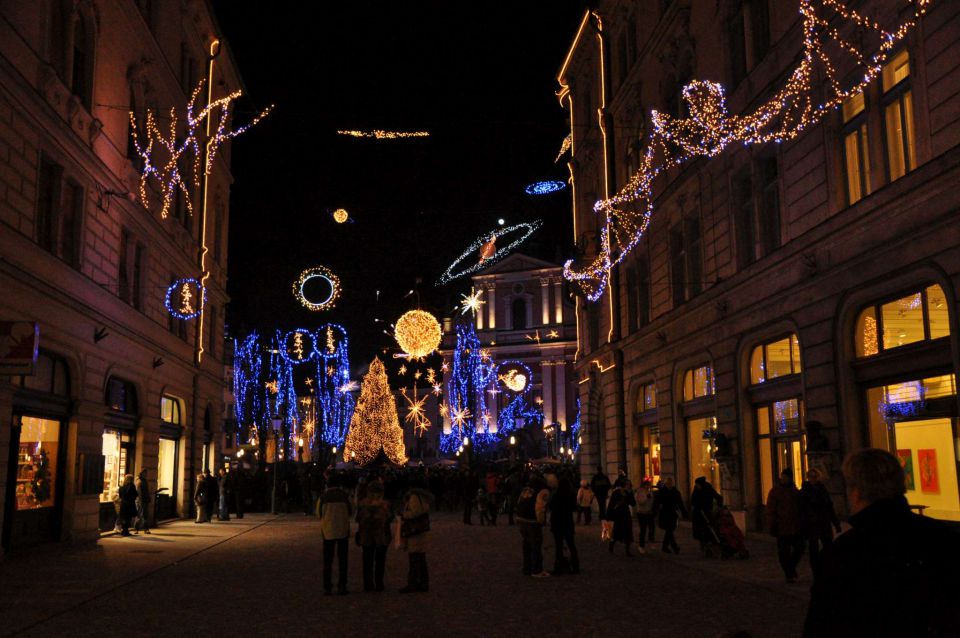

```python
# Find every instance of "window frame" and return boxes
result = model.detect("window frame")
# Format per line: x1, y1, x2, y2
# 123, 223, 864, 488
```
749, 333, 802, 385
841, 91, 871, 206
855, 285, 949, 359
880, 49, 915, 183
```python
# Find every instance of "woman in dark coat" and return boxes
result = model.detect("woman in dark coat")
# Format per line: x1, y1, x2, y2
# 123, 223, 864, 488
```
356, 482, 393, 592
117, 474, 138, 536
654, 477, 688, 553
606, 480, 636, 556
690, 476, 723, 556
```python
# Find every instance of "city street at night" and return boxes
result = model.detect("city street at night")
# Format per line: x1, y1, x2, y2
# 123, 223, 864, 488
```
0, 514, 807, 638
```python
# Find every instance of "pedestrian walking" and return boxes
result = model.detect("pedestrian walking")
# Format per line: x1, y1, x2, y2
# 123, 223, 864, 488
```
318, 475, 352, 595
547, 472, 579, 574
576, 480, 594, 525
804, 449, 960, 637
117, 474, 138, 536
690, 476, 723, 557
356, 481, 392, 592
203, 471, 217, 522
399, 481, 433, 593
217, 468, 231, 521
233, 468, 246, 519
515, 475, 550, 578
799, 468, 840, 568
606, 480, 636, 556
194, 473, 209, 523
653, 476, 687, 553
590, 466, 611, 520
766, 469, 804, 583
134, 470, 151, 534
634, 479, 655, 551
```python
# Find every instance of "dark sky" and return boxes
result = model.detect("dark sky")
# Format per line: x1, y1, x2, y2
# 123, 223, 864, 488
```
212, 1, 587, 365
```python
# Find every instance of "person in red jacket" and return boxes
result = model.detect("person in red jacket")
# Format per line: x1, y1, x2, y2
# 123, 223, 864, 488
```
766, 469, 804, 583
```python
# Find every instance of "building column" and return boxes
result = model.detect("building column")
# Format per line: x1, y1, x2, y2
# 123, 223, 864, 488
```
540, 278, 551, 326
0, 383, 14, 557
555, 362, 568, 436
554, 278, 564, 324
67, 399, 106, 544
486, 284, 497, 330
541, 361, 555, 431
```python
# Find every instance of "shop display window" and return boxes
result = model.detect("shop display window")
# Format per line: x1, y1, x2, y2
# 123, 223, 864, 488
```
157, 437, 177, 494
101, 429, 133, 503
15, 417, 60, 510
750, 334, 801, 384
642, 426, 661, 484
686, 416, 721, 493
756, 399, 806, 498
636, 382, 657, 413
682, 365, 715, 401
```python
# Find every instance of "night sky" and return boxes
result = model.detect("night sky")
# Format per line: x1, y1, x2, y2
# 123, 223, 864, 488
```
212, 1, 588, 366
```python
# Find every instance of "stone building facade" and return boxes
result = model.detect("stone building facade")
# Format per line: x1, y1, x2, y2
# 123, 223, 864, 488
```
560, 0, 960, 527
0, 0, 245, 552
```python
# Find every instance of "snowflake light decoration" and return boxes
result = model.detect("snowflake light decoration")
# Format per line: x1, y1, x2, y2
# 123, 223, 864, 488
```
459, 287, 486, 316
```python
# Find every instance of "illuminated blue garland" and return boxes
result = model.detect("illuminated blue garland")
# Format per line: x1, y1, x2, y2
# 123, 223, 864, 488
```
524, 180, 566, 195
234, 333, 262, 445
570, 397, 581, 452
280, 328, 316, 365
314, 323, 354, 449
441, 323, 496, 454
495, 360, 542, 438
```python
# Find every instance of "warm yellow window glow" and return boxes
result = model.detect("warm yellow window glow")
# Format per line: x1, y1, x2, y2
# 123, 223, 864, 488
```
856, 306, 879, 357
15, 417, 60, 510
881, 50, 910, 92
842, 91, 866, 122
683, 365, 715, 401
750, 334, 802, 384
881, 293, 925, 350
857, 285, 950, 358
844, 124, 870, 204
927, 285, 950, 339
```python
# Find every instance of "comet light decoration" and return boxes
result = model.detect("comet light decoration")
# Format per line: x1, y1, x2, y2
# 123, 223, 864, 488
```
394, 310, 442, 359
164, 278, 206, 320
524, 180, 566, 195
294, 266, 341, 311
402, 387, 431, 435
564, 0, 933, 301
313, 323, 355, 450
459, 287, 486, 316
337, 129, 430, 139
436, 220, 542, 285
130, 79, 272, 219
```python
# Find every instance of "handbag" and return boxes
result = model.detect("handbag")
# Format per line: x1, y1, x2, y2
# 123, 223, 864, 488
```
601, 519, 614, 541
400, 513, 430, 538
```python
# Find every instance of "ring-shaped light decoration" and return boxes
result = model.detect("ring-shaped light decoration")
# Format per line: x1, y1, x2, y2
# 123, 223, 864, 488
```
394, 310, 442, 359
281, 329, 316, 365
164, 277, 206, 320
497, 360, 533, 395
315, 323, 349, 360
436, 220, 542, 286
294, 266, 341, 311
524, 180, 566, 195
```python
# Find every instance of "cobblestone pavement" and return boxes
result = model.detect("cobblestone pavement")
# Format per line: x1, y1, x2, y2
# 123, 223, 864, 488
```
0, 512, 810, 638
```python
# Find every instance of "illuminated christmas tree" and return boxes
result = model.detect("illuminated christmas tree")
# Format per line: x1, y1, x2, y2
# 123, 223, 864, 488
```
342, 358, 407, 465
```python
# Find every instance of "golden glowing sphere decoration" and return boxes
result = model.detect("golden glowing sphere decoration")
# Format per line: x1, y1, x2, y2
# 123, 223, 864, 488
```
394, 310, 441, 359
333, 208, 349, 224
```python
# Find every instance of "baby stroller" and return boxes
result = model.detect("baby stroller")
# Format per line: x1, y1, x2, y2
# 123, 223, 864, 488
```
716, 506, 749, 559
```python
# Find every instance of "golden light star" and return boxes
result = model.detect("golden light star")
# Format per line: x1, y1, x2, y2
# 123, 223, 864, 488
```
525, 330, 542, 345
439, 402, 449, 417
398, 364, 407, 376
426, 368, 436, 384
304, 377, 314, 387
413, 370, 422, 381
535, 396, 544, 406
546, 329, 559, 339
458, 287, 486, 316
451, 405, 472, 428
441, 362, 450, 372
402, 388, 431, 434
265, 380, 279, 394
432, 383, 442, 396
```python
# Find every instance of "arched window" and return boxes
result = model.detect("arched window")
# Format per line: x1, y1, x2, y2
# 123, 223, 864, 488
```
680, 363, 719, 494
161, 395, 182, 425
749, 333, 802, 384
18, 350, 70, 396
855, 284, 950, 357
682, 364, 715, 401
512, 297, 528, 330
635, 382, 657, 413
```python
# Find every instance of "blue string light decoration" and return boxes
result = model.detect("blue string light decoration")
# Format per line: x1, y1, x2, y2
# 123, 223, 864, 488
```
436, 220, 542, 286
495, 360, 543, 438
234, 333, 263, 446
563, 0, 933, 301
524, 180, 566, 195
314, 323, 354, 449
441, 323, 497, 454
280, 329, 315, 366
164, 278, 206, 320
570, 397, 582, 453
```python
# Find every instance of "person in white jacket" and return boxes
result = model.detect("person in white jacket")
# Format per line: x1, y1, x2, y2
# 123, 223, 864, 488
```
576, 480, 595, 525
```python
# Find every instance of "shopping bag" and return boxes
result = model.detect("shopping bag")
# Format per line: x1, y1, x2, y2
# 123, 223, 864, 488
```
601, 519, 613, 541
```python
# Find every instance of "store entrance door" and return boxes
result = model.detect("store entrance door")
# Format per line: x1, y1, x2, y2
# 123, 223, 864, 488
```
775, 438, 805, 488
892, 418, 960, 521
1, 415, 64, 549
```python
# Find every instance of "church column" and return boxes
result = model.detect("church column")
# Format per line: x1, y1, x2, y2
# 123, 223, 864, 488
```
553, 278, 564, 324
540, 278, 551, 326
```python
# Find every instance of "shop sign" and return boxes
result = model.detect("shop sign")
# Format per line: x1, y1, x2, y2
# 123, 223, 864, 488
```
0, 321, 39, 376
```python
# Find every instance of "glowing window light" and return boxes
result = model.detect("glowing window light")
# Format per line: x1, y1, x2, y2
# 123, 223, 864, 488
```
394, 310, 442, 359
563, 0, 932, 301
436, 220, 542, 285
337, 129, 429, 139
293, 266, 341, 311
164, 278, 206, 320
524, 180, 567, 195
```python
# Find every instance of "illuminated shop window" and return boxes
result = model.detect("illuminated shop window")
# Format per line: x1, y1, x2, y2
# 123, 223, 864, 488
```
856, 285, 951, 358
682, 365, 715, 401
750, 334, 802, 384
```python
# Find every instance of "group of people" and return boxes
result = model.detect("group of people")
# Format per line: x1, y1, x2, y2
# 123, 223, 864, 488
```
316, 471, 434, 595
194, 467, 243, 523
114, 470, 152, 536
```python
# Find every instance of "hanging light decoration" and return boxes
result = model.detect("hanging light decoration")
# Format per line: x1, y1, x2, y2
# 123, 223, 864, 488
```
524, 180, 566, 195
164, 278, 205, 319
332, 208, 350, 224
393, 310, 442, 359
436, 220, 542, 285
293, 266, 341, 311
